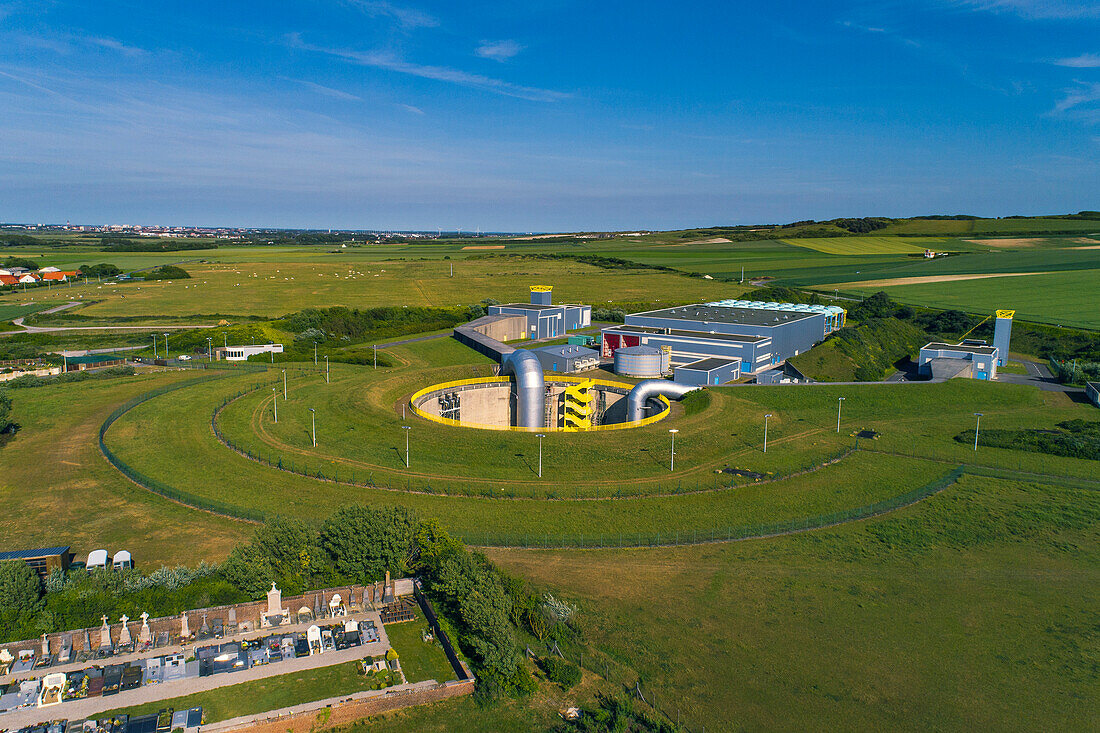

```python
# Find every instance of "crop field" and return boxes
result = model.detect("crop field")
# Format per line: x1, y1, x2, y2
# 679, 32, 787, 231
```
781, 237, 943, 255
490, 473, 1099, 731
831, 268, 1100, 329
878, 217, 1100, 235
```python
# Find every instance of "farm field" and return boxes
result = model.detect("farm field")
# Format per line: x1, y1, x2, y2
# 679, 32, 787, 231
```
490, 474, 1100, 731
781, 237, 942, 255
828, 268, 1100, 329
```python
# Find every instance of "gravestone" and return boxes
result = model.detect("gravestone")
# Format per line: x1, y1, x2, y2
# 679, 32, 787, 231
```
180, 612, 190, 639
139, 613, 152, 645
228, 608, 237, 625
41, 634, 49, 656
267, 582, 282, 615
313, 595, 321, 618
83, 629, 92, 653
118, 615, 131, 646
99, 616, 112, 648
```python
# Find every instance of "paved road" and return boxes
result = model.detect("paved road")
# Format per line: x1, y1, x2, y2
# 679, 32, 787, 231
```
10, 317, 215, 333
995, 360, 1081, 393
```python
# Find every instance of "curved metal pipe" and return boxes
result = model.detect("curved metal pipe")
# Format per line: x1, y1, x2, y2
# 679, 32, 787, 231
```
626, 380, 699, 422
501, 350, 545, 428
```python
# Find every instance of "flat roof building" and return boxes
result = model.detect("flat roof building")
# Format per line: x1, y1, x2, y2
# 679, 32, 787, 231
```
673, 357, 741, 386
487, 286, 591, 340
918, 342, 999, 380
602, 299, 844, 375
532, 344, 600, 373
214, 344, 284, 361
0, 546, 72, 579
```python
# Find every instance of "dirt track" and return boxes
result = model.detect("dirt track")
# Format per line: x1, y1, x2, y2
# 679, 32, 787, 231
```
827, 271, 1050, 289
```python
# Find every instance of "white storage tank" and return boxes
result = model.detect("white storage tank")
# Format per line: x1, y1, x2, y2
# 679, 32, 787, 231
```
614, 345, 668, 378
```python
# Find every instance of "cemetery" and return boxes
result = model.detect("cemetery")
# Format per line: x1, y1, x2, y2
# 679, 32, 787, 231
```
0, 576, 468, 731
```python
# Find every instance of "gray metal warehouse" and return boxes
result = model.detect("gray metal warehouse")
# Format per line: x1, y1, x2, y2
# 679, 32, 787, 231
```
532, 344, 600, 373
673, 357, 741, 386
602, 300, 845, 375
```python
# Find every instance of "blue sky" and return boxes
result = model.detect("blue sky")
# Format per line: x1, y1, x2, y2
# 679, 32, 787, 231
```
0, 0, 1097, 231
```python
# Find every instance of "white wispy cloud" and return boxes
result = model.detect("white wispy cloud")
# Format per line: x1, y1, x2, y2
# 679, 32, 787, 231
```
948, 1, 1100, 20
281, 77, 361, 100
1054, 53, 1100, 68
88, 36, 147, 57
1053, 81, 1100, 113
342, 1, 438, 29
398, 103, 424, 114
476, 40, 523, 62
839, 20, 887, 33
287, 34, 568, 102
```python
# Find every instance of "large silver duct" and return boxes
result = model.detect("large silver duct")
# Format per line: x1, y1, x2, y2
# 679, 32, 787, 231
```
501, 350, 546, 429
625, 380, 699, 422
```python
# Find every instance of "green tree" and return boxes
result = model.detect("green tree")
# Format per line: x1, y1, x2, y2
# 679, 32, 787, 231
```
319, 506, 418, 582
411, 518, 463, 573
0, 390, 11, 433
0, 560, 43, 617
221, 516, 322, 597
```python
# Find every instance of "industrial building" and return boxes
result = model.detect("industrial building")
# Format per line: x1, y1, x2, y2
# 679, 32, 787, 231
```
602, 300, 845, 375
487, 286, 592, 340
214, 344, 284, 361
673, 358, 741, 386
531, 344, 600, 373
1087, 382, 1100, 408
918, 341, 999, 380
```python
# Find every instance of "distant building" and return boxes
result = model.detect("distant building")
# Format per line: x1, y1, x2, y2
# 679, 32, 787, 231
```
64, 354, 126, 372
673, 357, 741, 386
0, 546, 72, 579
214, 344, 284, 361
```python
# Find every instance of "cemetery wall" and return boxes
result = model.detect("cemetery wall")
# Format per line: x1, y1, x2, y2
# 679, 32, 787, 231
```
1, 580, 412, 658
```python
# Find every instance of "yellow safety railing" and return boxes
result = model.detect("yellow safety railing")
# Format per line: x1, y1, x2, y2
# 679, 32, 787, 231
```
408, 375, 672, 432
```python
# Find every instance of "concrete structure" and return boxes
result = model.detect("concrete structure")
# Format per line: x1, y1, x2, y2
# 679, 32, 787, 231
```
487, 286, 591, 340
214, 344, 284, 361
0, 547, 72, 579
918, 341, 999, 380
673, 357, 741, 386
993, 310, 1014, 366
532, 344, 600, 373
603, 300, 844, 375
64, 354, 125, 371
614, 345, 669, 378
1087, 382, 1100, 408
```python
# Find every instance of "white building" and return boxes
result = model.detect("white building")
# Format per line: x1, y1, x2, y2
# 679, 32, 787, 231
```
215, 344, 284, 361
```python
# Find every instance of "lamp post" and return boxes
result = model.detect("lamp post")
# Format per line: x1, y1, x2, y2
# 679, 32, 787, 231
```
668, 429, 679, 471
206, 337, 212, 362
282, 369, 287, 400
163, 333, 169, 360
309, 408, 316, 447
536, 434, 545, 478
836, 396, 845, 433
272, 388, 278, 423
973, 412, 983, 451
763, 413, 773, 453
373, 345, 377, 369
313, 342, 317, 365
223, 332, 227, 348
152, 335, 157, 360
324, 355, 329, 384
402, 426, 411, 467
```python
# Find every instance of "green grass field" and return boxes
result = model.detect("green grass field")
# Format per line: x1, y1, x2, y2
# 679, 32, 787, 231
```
490, 473, 1100, 731
782, 237, 942, 255
385, 613, 458, 684
831, 268, 1100, 329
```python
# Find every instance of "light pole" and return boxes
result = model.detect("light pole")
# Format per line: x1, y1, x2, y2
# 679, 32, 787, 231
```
282, 369, 287, 400
536, 434, 545, 478
668, 429, 679, 471
206, 337, 212, 362
763, 414, 773, 453
309, 408, 316, 447
373, 344, 377, 369
402, 426, 411, 467
163, 332, 169, 360
272, 388, 278, 423
313, 342, 317, 365
223, 333, 227, 348
836, 396, 845, 433
973, 412, 983, 451
152, 335, 157, 360
325, 355, 329, 384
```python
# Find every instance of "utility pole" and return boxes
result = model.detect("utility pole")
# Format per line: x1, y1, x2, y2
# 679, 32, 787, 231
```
272, 388, 278, 423
668, 429, 678, 471
763, 414, 772, 453
152, 335, 157, 360
536, 434, 545, 478
163, 333, 169, 360
325, 355, 329, 383
373, 345, 377, 369
836, 396, 845, 433
402, 426, 411, 467
314, 342, 317, 365
973, 412, 983, 451
283, 369, 287, 400
310, 408, 316, 447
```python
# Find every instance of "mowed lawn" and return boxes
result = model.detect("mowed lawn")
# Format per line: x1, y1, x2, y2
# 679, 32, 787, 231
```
781, 237, 944, 255
837, 268, 1100, 329
490, 474, 1100, 731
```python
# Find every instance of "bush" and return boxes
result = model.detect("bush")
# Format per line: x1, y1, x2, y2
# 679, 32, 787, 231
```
142, 265, 191, 280
538, 655, 582, 688
956, 420, 1100, 461
79, 263, 122, 278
